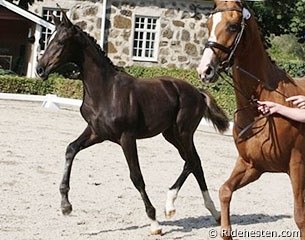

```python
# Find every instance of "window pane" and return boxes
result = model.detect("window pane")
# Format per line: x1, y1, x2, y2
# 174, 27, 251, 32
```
133, 16, 158, 59
40, 8, 64, 50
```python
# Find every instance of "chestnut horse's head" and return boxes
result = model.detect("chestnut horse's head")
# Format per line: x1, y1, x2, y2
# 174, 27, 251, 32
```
36, 12, 82, 80
197, 0, 251, 83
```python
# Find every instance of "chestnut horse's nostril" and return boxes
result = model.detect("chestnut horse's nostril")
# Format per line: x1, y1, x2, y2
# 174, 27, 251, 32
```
203, 65, 216, 83
36, 66, 45, 77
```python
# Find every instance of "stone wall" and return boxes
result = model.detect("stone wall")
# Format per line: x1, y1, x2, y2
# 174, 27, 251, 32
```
29, 0, 103, 42
29, 0, 212, 69
107, 0, 212, 69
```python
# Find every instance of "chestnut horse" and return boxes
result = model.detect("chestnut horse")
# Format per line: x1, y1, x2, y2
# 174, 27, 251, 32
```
36, 13, 229, 234
197, 0, 305, 239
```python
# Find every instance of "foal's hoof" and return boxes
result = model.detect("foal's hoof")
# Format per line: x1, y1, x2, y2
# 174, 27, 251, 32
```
150, 228, 162, 235
165, 209, 176, 219
213, 211, 221, 225
150, 221, 162, 235
216, 215, 221, 225
61, 203, 73, 215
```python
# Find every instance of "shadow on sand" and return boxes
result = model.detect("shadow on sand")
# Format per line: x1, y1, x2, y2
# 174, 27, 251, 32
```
81, 213, 291, 236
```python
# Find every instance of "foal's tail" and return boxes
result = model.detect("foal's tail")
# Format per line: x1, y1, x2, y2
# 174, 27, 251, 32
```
201, 91, 230, 133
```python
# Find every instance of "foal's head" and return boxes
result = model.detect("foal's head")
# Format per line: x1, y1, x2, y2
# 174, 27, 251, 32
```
36, 13, 83, 79
197, 0, 252, 82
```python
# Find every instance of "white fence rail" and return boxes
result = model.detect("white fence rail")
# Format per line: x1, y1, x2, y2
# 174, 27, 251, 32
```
0, 93, 82, 110
0, 93, 232, 131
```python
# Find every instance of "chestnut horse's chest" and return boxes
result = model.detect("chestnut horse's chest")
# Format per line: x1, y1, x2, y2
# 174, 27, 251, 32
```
234, 117, 305, 172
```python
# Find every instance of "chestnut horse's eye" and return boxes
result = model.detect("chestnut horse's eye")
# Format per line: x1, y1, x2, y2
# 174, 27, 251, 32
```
228, 24, 241, 33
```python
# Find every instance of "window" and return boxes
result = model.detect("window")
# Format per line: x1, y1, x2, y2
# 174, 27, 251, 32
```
40, 8, 64, 51
132, 16, 160, 61
0, 55, 12, 70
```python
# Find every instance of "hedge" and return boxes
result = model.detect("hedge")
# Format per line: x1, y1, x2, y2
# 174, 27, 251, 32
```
0, 61, 304, 119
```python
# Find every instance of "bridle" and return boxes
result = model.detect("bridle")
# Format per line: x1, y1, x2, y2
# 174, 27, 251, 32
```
204, 5, 282, 142
205, 7, 247, 72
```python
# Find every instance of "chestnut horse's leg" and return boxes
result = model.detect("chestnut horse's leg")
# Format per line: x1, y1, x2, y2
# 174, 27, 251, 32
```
120, 133, 161, 235
219, 157, 261, 240
60, 125, 102, 215
289, 153, 305, 240
163, 128, 219, 222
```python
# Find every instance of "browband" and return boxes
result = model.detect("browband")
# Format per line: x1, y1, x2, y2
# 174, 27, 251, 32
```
211, 7, 242, 15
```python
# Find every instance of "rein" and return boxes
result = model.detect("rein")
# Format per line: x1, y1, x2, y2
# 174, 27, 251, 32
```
219, 66, 290, 142
206, 6, 289, 142
218, 67, 269, 142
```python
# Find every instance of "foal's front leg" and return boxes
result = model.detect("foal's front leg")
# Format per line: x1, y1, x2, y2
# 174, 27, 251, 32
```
60, 125, 101, 215
120, 133, 162, 235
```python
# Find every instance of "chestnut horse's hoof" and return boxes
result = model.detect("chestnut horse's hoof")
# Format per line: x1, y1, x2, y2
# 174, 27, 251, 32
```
61, 203, 73, 215
165, 209, 176, 219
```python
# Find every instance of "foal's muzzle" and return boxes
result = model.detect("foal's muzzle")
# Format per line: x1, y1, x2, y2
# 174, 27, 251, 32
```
36, 65, 48, 80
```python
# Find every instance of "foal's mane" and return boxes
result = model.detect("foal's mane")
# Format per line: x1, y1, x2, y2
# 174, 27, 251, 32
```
73, 25, 123, 72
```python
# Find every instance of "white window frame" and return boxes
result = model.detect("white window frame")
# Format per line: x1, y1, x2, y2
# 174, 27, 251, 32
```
131, 14, 160, 62
40, 8, 64, 51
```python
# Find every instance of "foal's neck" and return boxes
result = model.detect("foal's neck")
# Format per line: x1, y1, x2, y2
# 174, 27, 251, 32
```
81, 45, 117, 98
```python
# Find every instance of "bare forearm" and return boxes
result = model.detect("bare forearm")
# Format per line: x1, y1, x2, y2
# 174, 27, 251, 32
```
277, 105, 305, 123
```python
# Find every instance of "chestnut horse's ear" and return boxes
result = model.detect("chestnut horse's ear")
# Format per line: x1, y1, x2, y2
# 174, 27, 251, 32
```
52, 15, 61, 28
62, 11, 73, 28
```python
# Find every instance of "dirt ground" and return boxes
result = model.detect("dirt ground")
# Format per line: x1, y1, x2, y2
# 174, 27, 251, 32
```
0, 100, 300, 240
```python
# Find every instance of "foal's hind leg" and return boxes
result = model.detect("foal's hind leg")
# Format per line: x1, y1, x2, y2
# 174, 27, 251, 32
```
163, 129, 190, 218
120, 133, 161, 235
163, 129, 219, 222
60, 125, 102, 215
182, 134, 220, 222
289, 153, 305, 239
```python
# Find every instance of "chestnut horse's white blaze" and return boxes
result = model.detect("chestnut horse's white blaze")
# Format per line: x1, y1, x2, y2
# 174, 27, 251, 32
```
197, 12, 222, 77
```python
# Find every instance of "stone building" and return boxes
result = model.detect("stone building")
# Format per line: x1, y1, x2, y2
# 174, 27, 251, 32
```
0, 0, 213, 77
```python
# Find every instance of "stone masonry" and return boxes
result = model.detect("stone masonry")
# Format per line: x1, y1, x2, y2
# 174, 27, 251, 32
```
29, 0, 212, 69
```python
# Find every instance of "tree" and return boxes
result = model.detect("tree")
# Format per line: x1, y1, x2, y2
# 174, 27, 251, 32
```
247, 0, 305, 43
290, 0, 305, 42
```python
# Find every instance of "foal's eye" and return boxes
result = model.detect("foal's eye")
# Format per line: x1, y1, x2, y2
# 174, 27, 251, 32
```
228, 24, 240, 33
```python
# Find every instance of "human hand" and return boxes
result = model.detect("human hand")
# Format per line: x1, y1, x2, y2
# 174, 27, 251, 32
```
257, 101, 282, 115
286, 95, 305, 109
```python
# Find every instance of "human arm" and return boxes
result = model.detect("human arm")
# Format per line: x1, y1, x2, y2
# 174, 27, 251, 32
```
257, 100, 305, 123
286, 95, 305, 109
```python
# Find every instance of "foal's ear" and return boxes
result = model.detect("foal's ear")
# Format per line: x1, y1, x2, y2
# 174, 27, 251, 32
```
52, 15, 61, 28
62, 11, 73, 28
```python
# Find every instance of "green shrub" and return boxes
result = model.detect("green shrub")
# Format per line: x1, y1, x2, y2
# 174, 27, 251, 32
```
0, 62, 304, 119
269, 34, 305, 62
277, 60, 305, 77
0, 75, 54, 95
0, 74, 83, 99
